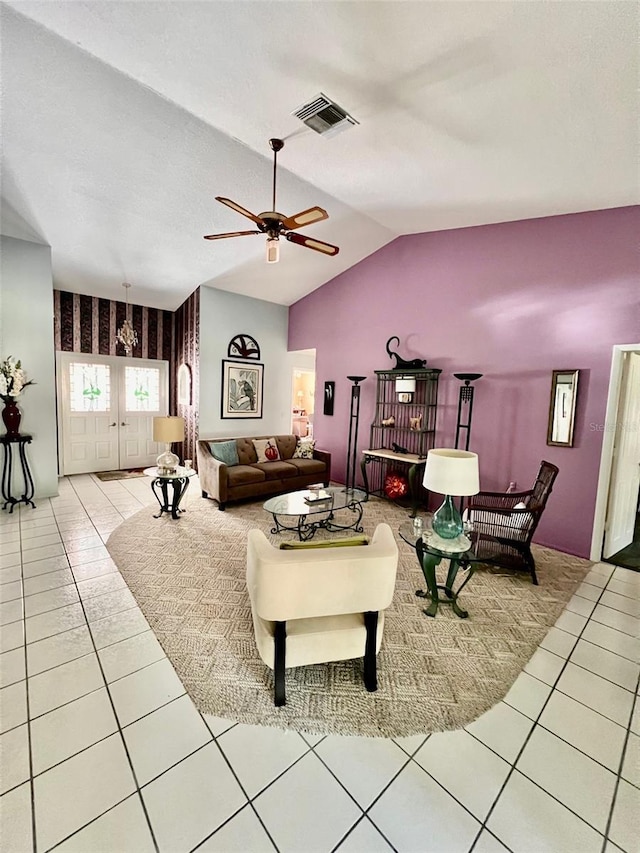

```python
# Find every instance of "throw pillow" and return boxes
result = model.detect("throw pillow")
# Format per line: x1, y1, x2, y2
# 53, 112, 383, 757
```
508, 501, 529, 530
293, 439, 315, 460
253, 438, 281, 463
280, 536, 368, 550
209, 440, 239, 467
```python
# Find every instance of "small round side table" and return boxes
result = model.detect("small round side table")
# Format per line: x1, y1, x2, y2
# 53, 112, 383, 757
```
1, 434, 36, 513
399, 519, 481, 619
144, 466, 196, 519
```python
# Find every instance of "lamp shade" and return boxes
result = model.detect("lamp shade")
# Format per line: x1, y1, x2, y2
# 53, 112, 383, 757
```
422, 448, 479, 496
153, 416, 185, 444
395, 377, 416, 393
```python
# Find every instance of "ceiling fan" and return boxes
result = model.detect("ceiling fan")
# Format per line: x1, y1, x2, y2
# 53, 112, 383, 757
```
204, 138, 339, 263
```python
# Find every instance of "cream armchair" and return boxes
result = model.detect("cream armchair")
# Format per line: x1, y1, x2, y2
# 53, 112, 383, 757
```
246, 524, 399, 706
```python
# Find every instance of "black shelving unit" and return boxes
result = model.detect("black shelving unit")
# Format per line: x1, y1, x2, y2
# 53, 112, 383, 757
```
361, 368, 441, 514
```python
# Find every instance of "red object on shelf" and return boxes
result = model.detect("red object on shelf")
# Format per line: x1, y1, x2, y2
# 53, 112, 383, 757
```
384, 472, 408, 500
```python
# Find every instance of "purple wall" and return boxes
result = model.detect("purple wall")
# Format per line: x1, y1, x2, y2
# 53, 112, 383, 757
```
288, 206, 639, 558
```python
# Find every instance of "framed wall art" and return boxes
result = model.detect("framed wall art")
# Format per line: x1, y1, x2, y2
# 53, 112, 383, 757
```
227, 334, 261, 360
221, 359, 264, 419
323, 381, 335, 416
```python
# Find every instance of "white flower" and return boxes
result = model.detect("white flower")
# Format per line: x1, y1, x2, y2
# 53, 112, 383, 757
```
0, 356, 35, 401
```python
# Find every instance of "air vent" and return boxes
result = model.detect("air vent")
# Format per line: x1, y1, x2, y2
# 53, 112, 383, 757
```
292, 93, 359, 138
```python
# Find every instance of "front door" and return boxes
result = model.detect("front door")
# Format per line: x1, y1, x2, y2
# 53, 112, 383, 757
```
57, 353, 168, 475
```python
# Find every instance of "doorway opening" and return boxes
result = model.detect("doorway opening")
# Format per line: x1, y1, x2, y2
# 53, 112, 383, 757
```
591, 345, 640, 570
605, 489, 640, 570
291, 370, 315, 438
56, 352, 169, 475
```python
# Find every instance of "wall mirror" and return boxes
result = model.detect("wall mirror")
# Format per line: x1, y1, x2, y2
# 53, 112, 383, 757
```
547, 369, 579, 447
177, 363, 192, 406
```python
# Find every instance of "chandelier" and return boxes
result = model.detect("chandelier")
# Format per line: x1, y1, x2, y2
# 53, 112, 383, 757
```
116, 282, 138, 356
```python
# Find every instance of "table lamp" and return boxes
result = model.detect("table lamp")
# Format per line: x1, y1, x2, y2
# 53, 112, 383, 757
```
153, 416, 185, 474
423, 448, 479, 539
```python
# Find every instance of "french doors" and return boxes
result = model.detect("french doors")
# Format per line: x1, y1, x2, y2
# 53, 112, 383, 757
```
56, 353, 169, 475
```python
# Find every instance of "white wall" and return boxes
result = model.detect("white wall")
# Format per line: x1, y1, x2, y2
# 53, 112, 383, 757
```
198, 286, 291, 438
0, 236, 59, 498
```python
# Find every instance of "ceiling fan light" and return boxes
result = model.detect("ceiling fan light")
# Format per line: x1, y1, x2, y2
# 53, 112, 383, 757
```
266, 237, 280, 264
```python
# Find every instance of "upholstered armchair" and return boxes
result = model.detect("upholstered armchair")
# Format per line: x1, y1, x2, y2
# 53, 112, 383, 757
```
466, 461, 559, 585
246, 524, 399, 706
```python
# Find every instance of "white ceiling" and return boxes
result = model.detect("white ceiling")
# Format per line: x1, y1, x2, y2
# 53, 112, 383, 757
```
1, 1, 637, 310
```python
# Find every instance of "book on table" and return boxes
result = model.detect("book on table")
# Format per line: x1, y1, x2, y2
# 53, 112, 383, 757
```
305, 489, 332, 503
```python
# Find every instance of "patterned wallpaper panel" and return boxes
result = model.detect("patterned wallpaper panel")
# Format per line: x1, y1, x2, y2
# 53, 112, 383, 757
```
53, 290, 174, 361
174, 288, 200, 469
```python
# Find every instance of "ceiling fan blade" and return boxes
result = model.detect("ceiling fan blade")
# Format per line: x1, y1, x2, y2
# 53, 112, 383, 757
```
285, 232, 340, 256
203, 230, 261, 240
281, 206, 329, 231
215, 197, 265, 226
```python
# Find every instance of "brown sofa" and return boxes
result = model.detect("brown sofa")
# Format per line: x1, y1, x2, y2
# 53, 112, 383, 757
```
197, 435, 331, 510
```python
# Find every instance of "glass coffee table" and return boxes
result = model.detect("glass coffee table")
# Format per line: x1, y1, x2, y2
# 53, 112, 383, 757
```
399, 518, 482, 619
264, 486, 367, 541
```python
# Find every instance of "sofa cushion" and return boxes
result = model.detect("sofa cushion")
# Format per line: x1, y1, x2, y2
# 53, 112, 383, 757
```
293, 439, 315, 459
209, 440, 239, 467
253, 438, 281, 463
227, 465, 267, 487
275, 435, 297, 460
254, 461, 299, 481
236, 438, 259, 465
285, 458, 327, 477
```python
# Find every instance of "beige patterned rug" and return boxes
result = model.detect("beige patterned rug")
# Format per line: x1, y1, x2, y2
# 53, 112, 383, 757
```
107, 496, 592, 737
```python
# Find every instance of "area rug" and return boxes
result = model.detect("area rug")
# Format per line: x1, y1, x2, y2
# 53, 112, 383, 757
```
95, 469, 147, 482
107, 496, 592, 737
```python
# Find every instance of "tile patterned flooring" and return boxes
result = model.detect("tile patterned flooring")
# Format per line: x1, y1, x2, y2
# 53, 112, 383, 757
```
1, 474, 639, 853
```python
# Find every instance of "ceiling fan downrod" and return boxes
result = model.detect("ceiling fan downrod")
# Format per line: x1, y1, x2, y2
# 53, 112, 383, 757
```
269, 138, 284, 213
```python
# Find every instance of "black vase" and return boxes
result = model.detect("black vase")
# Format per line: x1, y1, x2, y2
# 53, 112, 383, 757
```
2, 399, 21, 436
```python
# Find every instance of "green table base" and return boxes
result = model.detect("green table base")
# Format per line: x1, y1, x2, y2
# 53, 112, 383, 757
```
415, 538, 476, 619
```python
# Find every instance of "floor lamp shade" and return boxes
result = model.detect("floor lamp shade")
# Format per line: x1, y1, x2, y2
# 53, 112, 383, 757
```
423, 449, 479, 539
153, 416, 185, 473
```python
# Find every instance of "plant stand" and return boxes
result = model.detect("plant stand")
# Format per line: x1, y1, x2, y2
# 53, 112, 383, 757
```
1, 434, 36, 513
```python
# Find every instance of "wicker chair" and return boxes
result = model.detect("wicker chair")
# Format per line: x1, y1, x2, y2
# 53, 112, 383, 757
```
467, 461, 559, 585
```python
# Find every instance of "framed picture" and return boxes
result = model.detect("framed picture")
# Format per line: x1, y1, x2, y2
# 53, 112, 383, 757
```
221, 359, 264, 419
323, 381, 335, 416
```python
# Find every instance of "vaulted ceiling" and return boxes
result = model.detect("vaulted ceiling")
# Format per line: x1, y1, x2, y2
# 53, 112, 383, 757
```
1, 1, 637, 310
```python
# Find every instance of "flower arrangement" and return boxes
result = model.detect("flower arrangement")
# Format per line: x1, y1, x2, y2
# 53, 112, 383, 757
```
0, 356, 35, 403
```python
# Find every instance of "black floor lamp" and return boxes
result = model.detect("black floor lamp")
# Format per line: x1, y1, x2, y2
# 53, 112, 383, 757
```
454, 373, 483, 451
345, 375, 366, 492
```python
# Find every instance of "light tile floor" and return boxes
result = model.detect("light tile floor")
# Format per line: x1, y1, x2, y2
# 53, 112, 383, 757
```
1, 475, 639, 853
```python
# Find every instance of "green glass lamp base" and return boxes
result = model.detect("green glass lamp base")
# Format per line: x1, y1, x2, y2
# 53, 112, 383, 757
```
432, 494, 463, 539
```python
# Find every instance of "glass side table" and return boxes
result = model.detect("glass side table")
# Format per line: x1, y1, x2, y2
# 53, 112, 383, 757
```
144, 466, 196, 519
399, 517, 481, 619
